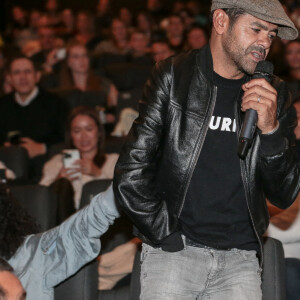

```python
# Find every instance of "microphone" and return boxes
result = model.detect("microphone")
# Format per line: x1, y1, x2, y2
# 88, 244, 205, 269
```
237, 61, 274, 159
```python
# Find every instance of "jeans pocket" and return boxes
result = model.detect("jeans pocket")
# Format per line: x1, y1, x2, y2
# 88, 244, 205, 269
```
141, 243, 161, 264
239, 250, 258, 262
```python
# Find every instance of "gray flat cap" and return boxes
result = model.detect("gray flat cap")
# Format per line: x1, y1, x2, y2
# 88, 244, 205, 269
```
211, 0, 298, 40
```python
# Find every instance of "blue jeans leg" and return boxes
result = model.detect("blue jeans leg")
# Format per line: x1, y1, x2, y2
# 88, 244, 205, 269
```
140, 243, 262, 300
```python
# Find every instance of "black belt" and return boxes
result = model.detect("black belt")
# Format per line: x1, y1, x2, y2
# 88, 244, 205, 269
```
185, 236, 232, 251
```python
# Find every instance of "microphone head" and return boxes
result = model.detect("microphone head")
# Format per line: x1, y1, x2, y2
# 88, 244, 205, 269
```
254, 61, 274, 75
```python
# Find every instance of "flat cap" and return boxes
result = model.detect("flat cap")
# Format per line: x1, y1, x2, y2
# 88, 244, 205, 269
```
211, 0, 298, 40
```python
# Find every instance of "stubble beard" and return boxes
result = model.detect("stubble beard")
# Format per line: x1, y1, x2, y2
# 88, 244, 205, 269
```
222, 30, 262, 75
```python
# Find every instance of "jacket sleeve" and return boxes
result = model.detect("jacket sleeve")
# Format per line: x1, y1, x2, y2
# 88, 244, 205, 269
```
113, 59, 176, 245
10, 185, 120, 290
259, 78, 300, 209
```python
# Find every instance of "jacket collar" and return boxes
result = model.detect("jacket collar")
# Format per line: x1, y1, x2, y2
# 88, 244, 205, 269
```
197, 44, 215, 85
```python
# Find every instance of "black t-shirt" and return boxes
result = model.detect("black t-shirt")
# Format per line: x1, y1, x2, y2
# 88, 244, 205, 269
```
180, 72, 259, 251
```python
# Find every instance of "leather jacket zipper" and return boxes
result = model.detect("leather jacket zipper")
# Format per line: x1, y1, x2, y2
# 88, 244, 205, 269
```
235, 96, 264, 268
178, 85, 218, 217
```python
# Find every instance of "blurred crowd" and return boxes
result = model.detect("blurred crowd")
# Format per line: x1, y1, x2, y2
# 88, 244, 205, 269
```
0, 0, 215, 185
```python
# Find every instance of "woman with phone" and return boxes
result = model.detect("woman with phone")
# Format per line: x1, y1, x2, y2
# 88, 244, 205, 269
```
39, 106, 119, 219
43, 41, 119, 109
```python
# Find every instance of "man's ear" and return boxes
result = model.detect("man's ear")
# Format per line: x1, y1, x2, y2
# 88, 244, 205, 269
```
212, 9, 230, 35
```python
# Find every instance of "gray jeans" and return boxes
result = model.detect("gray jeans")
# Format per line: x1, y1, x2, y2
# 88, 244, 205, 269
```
140, 239, 262, 300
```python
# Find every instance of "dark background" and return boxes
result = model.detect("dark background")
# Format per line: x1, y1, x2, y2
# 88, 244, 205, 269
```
1, 0, 205, 31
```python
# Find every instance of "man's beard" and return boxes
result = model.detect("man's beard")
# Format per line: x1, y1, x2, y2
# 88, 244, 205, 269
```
223, 32, 266, 75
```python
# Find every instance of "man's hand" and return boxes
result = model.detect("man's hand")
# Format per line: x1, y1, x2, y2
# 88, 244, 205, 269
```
241, 78, 278, 134
20, 137, 46, 158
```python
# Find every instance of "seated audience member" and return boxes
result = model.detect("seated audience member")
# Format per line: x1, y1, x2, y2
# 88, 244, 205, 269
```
42, 42, 118, 109
266, 100, 300, 300
0, 47, 12, 97
28, 9, 41, 35
118, 7, 134, 31
5, 6, 29, 44
165, 14, 186, 54
290, 4, 300, 31
178, 9, 196, 31
185, 24, 208, 50
0, 55, 67, 182
95, 0, 113, 36
70, 10, 103, 52
151, 39, 174, 63
185, 0, 209, 26
45, 0, 61, 28
0, 176, 119, 299
30, 26, 64, 73
0, 258, 26, 300
172, 0, 186, 13
281, 39, 300, 101
146, 0, 169, 27
128, 30, 153, 65
93, 18, 130, 56
58, 8, 76, 41
40, 106, 119, 211
136, 11, 155, 42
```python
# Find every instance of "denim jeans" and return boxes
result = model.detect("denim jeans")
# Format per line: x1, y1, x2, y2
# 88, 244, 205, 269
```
140, 239, 262, 300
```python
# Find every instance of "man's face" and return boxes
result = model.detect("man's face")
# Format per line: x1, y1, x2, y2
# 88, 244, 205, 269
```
0, 271, 26, 300
38, 27, 56, 51
222, 13, 278, 75
188, 28, 207, 50
111, 20, 127, 41
9, 58, 40, 96
152, 43, 173, 63
168, 16, 184, 37
129, 33, 148, 55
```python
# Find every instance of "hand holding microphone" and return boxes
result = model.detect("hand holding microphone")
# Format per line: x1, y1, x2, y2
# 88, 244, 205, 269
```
238, 61, 278, 159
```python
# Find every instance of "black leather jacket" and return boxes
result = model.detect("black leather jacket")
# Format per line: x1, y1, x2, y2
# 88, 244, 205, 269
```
113, 45, 300, 261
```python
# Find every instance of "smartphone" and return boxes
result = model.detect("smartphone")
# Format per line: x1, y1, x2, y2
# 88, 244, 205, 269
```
7, 131, 21, 145
62, 149, 80, 168
56, 48, 66, 60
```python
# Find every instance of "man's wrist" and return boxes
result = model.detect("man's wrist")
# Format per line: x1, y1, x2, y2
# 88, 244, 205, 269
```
259, 122, 286, 156
261, 121, 280, 135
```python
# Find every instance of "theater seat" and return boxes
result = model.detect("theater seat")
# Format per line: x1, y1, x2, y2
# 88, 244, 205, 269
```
261, 237, 286, 300
10, 184, 58, 231
54, 180, 133, 300
0, 146, 29, 182
80, 179, 112, 209
54, 260, 98, 300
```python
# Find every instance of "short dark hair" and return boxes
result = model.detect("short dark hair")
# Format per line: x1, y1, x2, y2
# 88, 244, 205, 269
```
210, 8, 246, 28
0, 258, 13, 273
7, 55, 39, 73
